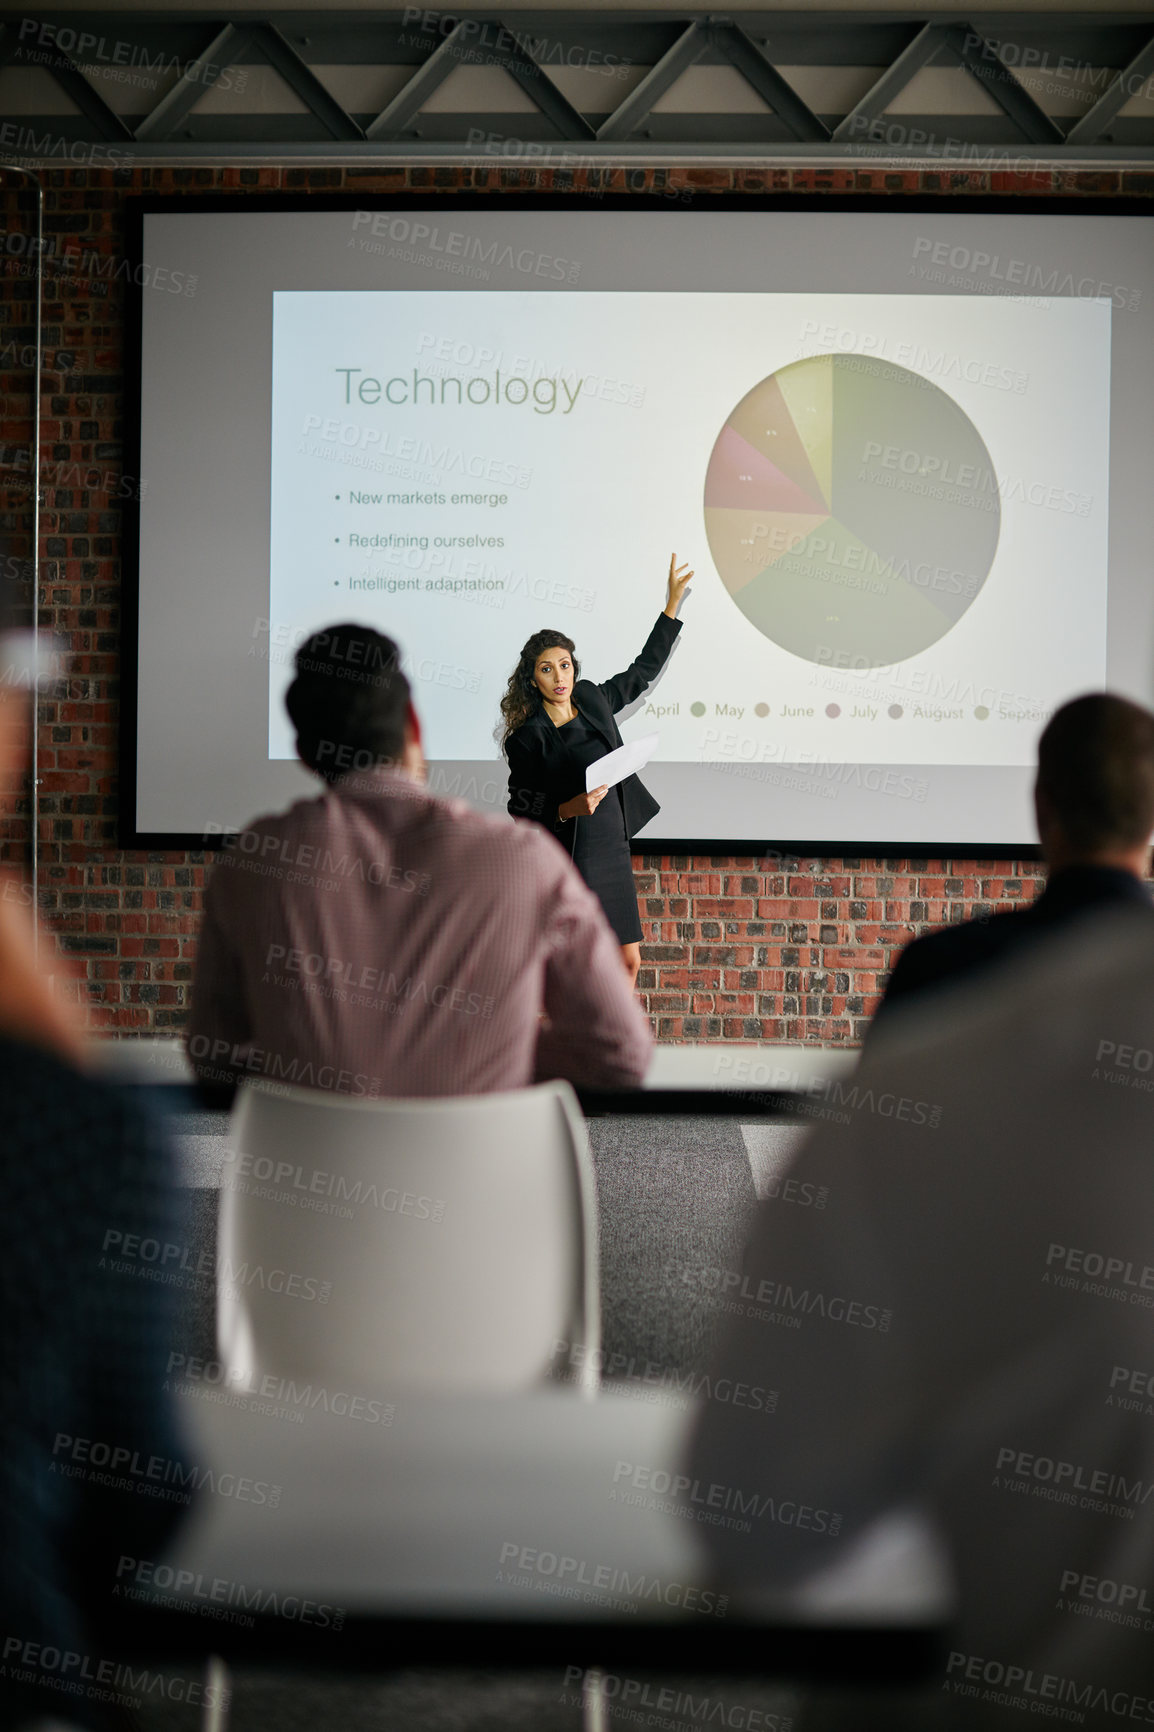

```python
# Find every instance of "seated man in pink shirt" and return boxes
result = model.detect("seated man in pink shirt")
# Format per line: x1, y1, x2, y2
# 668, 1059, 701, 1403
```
186, 623, 652, 1100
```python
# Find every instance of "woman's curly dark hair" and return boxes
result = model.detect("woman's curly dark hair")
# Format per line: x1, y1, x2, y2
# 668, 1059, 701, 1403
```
497, 628, 580, 751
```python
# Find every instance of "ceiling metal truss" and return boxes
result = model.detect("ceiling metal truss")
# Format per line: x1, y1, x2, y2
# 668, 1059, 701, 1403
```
2, 11, 1154, 163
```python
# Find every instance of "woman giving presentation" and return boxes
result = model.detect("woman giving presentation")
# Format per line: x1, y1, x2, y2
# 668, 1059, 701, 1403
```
501, 554, 692, 987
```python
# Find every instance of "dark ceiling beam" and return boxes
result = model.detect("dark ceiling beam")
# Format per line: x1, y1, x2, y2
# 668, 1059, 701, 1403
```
597, 22, 708, 143
713, 22, 831, 143
1066, 28, 1154, 144
3, 11, 1154, 161
134, 23, 254, 142
948, 22, 1066, 145
829, 21, 949, 145
249, 20, 364, 140
476, 28, 597, 140
32, 41, 136, 141
366, 20, 472, 138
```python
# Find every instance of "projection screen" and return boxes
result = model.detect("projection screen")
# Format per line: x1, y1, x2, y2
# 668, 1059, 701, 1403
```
123, 194, 1154, 852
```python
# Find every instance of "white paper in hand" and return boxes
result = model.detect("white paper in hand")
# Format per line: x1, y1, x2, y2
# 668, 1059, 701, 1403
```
585, 732, 659, 793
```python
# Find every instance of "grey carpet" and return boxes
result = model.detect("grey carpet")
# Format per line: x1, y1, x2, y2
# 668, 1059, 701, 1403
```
590, 1114, 759, 1378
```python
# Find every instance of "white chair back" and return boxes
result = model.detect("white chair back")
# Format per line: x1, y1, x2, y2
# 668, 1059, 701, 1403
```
216, 1079, 599, 1395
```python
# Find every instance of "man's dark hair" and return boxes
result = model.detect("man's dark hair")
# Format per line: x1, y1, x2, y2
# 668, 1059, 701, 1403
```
1036, 693, 1154, 853
285, 623, 410, 785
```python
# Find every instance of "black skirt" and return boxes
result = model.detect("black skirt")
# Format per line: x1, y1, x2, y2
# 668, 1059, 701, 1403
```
556, 714, 643, 946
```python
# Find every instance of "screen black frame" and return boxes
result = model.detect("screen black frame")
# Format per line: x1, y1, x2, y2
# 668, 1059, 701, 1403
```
121, 189, 1151, 858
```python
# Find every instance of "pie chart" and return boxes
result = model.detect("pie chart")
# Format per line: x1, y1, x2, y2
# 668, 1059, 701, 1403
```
704, 354, 1001, 667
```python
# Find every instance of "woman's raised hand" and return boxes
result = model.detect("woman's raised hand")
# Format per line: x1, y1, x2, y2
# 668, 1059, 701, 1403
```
665, 552, 693, 617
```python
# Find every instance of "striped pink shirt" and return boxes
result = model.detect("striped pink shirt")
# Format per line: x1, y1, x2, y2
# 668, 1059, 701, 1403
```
186, 767, 652, 1098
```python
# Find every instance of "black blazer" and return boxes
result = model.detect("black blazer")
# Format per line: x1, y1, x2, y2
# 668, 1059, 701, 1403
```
505, 612, 682, 843
870, 864, 1154, 1037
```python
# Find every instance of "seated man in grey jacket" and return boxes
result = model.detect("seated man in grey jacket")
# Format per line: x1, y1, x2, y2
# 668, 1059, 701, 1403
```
689, 904, 1154, 1729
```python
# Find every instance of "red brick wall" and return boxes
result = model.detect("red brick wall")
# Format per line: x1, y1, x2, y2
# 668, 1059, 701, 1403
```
2, 163, 1143, 1041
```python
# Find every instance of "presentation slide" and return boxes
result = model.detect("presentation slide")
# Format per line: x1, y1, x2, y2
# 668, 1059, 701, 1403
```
128, 201, 1154, 849
267, 289, 1107, 771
